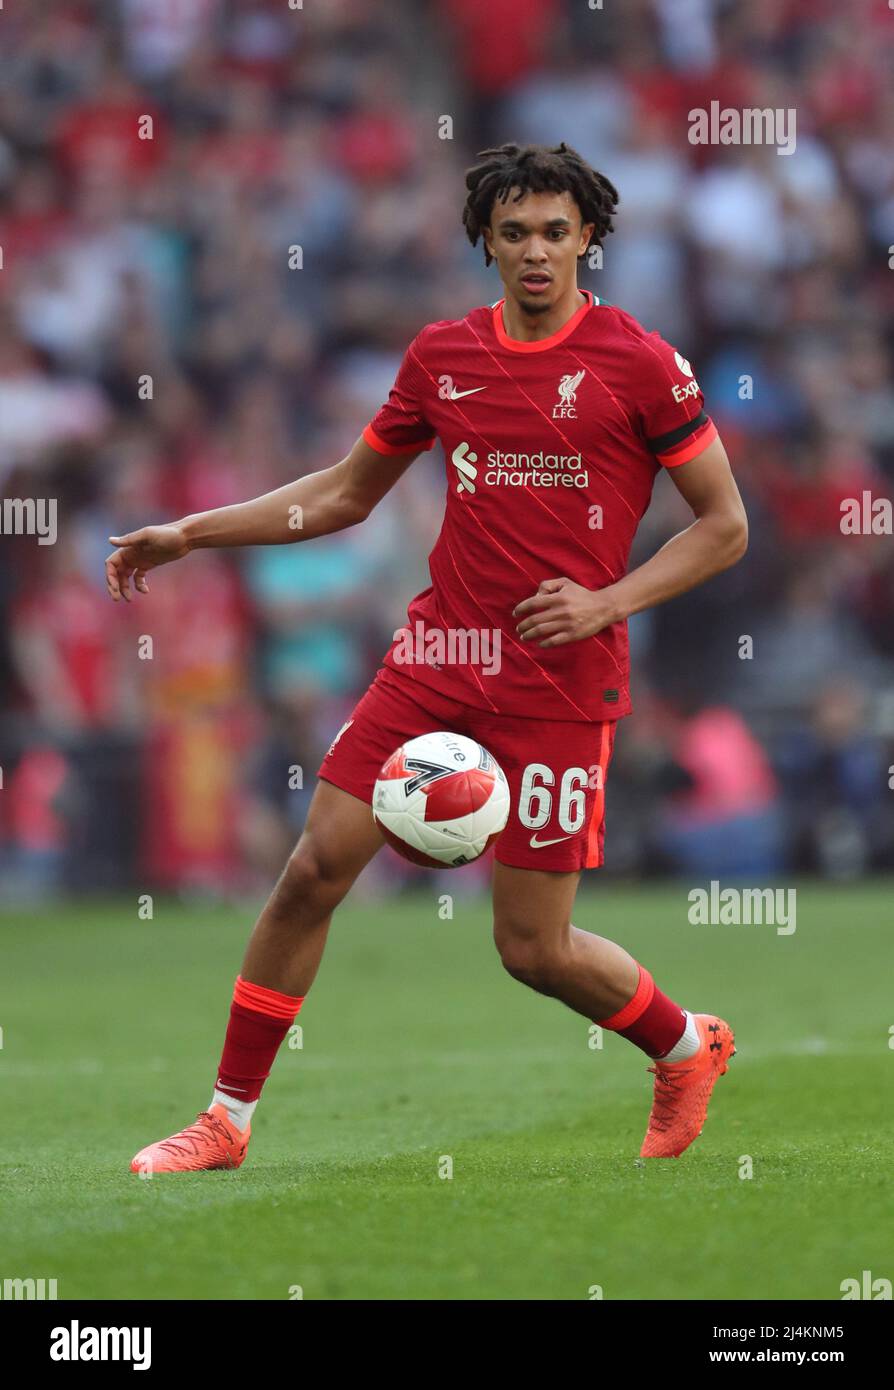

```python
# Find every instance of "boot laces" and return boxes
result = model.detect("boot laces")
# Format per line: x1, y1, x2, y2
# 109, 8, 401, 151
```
157, 1110, 233, 1157
645, 1061, 695, 1133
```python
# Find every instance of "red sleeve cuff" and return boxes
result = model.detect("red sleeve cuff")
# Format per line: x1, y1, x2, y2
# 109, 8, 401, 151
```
362, 423, 436, 456
658, 418, 718, 467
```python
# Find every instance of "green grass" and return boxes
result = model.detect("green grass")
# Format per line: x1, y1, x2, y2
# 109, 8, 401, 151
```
1, 881, 892, 1300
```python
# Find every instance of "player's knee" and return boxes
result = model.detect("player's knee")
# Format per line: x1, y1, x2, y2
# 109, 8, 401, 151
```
274, 839, 349, 917
493, 922, 561, 996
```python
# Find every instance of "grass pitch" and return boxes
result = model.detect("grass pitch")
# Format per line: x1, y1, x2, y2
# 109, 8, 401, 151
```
1, 881, 891, 1300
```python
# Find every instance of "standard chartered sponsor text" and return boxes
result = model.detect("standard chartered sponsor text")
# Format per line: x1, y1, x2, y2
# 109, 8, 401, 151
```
486, 449, 587, 489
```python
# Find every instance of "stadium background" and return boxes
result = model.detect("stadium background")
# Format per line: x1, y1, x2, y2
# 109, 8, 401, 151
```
3, 0, 894, 1311
2, 0, 894, 904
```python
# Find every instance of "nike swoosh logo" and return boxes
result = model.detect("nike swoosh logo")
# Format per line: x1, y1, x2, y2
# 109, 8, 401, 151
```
449, 386, 487, 399
529, 833, 574, 848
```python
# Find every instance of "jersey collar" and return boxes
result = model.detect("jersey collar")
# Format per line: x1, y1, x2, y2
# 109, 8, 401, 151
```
492, 288, 597, 353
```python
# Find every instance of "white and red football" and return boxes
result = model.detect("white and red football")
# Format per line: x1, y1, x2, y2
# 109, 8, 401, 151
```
373, 731, 510, 868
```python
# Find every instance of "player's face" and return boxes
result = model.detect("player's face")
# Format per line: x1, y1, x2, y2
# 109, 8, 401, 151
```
484, 190, 594, 313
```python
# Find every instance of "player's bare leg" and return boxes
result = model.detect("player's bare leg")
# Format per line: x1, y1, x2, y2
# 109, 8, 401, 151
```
130, 782, 384, 1174
240, 780, 385, 997
492, 863, 735, 1157
492, 864, 639, 1017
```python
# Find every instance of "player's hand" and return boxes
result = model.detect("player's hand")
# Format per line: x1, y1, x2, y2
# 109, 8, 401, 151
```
105, 525, 190, 602
513, 577, 621, 647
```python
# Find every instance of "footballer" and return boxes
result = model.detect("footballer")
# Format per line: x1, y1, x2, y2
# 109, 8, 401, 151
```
106, 143, 748, 1173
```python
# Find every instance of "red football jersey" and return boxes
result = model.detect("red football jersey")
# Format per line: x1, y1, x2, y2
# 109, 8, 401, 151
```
362, 289, 718, 722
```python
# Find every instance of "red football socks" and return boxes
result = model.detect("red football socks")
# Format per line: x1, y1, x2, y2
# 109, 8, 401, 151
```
215, 975, 305, 1104
597, 964, 686, 1058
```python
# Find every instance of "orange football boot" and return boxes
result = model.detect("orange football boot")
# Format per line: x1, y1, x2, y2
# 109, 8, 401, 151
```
639, 1014, 735, 1158
130, 1103, 250, 1174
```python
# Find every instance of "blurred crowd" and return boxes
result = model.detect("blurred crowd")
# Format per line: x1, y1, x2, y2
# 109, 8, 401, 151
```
2, 0, 894, 901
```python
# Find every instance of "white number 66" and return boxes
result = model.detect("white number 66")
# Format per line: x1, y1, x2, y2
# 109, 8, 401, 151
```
518, 763, 588, 834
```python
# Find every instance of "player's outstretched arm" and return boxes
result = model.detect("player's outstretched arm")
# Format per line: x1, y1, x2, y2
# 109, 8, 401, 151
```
105, 436, 420, 602
514, 435, 748, 646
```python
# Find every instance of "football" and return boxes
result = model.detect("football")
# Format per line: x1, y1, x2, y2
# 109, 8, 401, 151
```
373, 731, 510, 868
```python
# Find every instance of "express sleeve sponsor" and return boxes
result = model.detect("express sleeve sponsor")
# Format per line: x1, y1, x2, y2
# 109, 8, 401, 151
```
634, 333, 718, 467
362, 329, 438, 456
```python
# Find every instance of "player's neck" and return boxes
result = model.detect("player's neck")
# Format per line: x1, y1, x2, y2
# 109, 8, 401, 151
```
500, 284, 588, 344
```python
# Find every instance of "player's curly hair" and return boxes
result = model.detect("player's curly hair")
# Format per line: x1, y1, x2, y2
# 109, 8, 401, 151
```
462, 142, 619, 266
